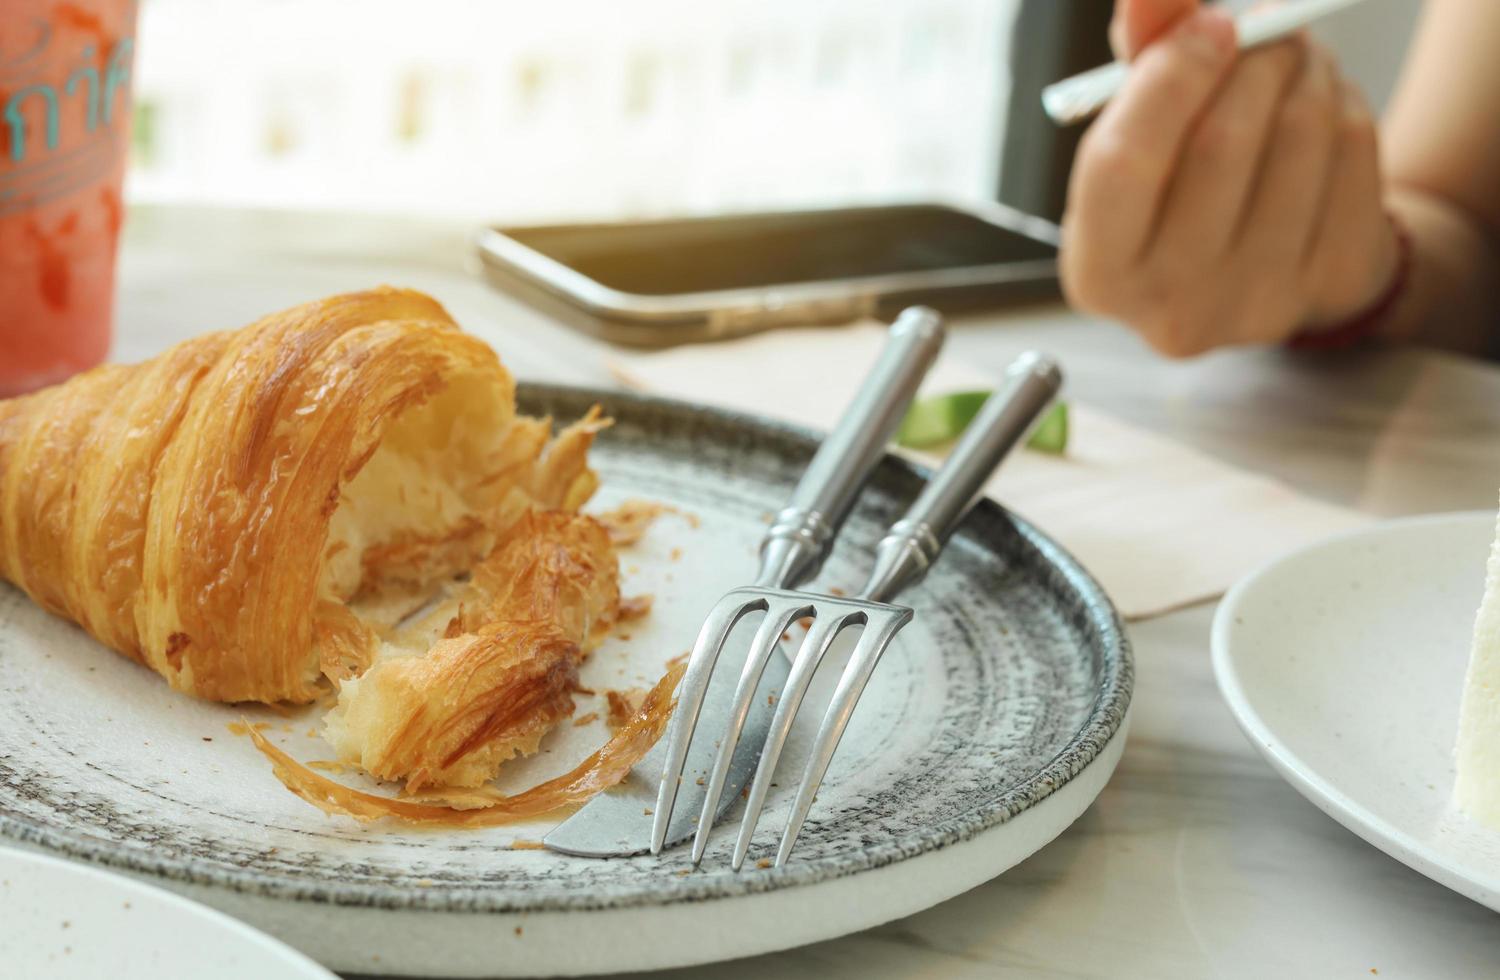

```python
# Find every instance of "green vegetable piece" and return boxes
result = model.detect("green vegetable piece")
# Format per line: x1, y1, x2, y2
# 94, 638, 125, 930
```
896, 392, 1069, 455
1026, 401, 1068, 454
895, 390, 990, 449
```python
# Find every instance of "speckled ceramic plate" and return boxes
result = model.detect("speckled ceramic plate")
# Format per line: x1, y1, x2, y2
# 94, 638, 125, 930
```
1213, 512, 1500, 913
0, 846, 336, 979
0, 384, 1131, 978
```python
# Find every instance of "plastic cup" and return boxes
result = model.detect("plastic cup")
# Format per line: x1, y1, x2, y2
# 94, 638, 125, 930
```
0, 1, 138, 398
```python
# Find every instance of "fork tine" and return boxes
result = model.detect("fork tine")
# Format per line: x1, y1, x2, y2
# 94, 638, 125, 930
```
691, 598, 813, 865
731, 609, 864, 871
775, 608, 913, 867
651, 592, 766, 854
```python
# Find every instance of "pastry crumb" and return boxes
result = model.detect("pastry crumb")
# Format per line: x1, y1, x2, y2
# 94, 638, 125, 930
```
510, 840, 546, 850
595, 499, 674, 546
607, 687, 650, 729
618, 594, 653, 621
756, 859, 772, 869
573, 712, 600, 727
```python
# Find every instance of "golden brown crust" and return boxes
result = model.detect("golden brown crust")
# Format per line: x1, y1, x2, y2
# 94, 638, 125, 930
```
454, 510, 620, 648
0, 336, 232, 662
139, 293, 507, 702
0, 288, 594, 704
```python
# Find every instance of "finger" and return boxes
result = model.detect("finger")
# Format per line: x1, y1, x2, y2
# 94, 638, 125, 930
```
1065, 9, 1236, 270
1111, 0, 1200, 60
1235, 41, 1340, 262
1150, 38, 1308, 262
1303, 82, 1395, 322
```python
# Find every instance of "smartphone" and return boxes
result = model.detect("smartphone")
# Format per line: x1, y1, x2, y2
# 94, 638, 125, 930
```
476, 202, 1060, 347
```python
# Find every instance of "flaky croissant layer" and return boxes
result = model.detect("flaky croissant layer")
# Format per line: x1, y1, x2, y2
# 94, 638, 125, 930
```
0, 288, 603, 706
327, 510, 623, 790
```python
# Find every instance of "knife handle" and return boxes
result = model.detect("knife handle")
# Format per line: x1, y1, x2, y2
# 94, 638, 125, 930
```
860, 350, 1063, 603
755, 307, 946, 590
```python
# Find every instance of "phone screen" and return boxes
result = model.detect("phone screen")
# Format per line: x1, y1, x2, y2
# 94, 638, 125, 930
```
499, 204, 1056, 297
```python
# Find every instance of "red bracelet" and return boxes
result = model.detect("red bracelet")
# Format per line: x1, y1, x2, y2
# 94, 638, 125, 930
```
1287, 217, 1413, 352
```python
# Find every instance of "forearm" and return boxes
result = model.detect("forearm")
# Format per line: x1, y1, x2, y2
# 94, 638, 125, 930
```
1381, 185, 1500, 357
1377, 0, 1500, 357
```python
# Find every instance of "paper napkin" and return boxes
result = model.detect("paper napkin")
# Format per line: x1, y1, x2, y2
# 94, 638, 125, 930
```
610, 323, 1368, 620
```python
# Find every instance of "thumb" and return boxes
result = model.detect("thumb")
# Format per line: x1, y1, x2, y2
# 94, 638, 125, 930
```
1110, 0, 1201, 59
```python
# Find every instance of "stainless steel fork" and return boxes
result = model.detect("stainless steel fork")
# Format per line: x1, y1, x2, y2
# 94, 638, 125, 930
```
653, 351, 1063, 868
545, 309, 945, 860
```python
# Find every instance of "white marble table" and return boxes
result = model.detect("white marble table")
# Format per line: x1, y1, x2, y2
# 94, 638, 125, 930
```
116, 206, 1500, 979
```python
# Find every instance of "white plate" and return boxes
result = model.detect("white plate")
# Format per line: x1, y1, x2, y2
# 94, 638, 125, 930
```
0, 846, 334, 979
0, 385, 1131, 976
1213, 511, 1500, 910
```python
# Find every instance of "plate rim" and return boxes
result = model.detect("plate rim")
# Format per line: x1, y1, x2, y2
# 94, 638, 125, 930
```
208, 708, 1133, 977
0, 381, 1133, 915
1210, 509, 1500, 908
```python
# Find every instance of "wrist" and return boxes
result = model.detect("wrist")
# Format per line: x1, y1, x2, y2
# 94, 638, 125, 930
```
1288, 216, 1412, 352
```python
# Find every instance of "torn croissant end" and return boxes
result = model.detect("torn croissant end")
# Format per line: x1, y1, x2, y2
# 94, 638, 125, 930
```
246, 661, 685, 826
325, 510, 623, 793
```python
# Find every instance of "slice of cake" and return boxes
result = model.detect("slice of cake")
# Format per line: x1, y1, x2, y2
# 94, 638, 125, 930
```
1456, 507, 1500, 827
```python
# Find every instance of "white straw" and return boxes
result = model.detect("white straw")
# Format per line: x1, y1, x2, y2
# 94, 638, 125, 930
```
1042, 0, 1371, 126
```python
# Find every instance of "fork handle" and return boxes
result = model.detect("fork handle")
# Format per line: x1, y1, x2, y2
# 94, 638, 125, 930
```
755, 307, 946, 590
860, 351, 1063, 603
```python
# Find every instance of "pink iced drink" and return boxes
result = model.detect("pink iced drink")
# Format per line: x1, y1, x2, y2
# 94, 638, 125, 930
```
0, 1, 137, 397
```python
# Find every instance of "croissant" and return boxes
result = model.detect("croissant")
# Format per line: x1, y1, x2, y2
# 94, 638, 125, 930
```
0, 287, 686, 817
0, 286, 608, 702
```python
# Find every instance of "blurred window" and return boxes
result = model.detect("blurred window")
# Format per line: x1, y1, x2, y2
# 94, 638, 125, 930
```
128, 0, 1020, 221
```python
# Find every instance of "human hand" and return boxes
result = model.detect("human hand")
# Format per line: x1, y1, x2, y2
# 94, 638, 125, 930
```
1059, 0, 1400, 356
